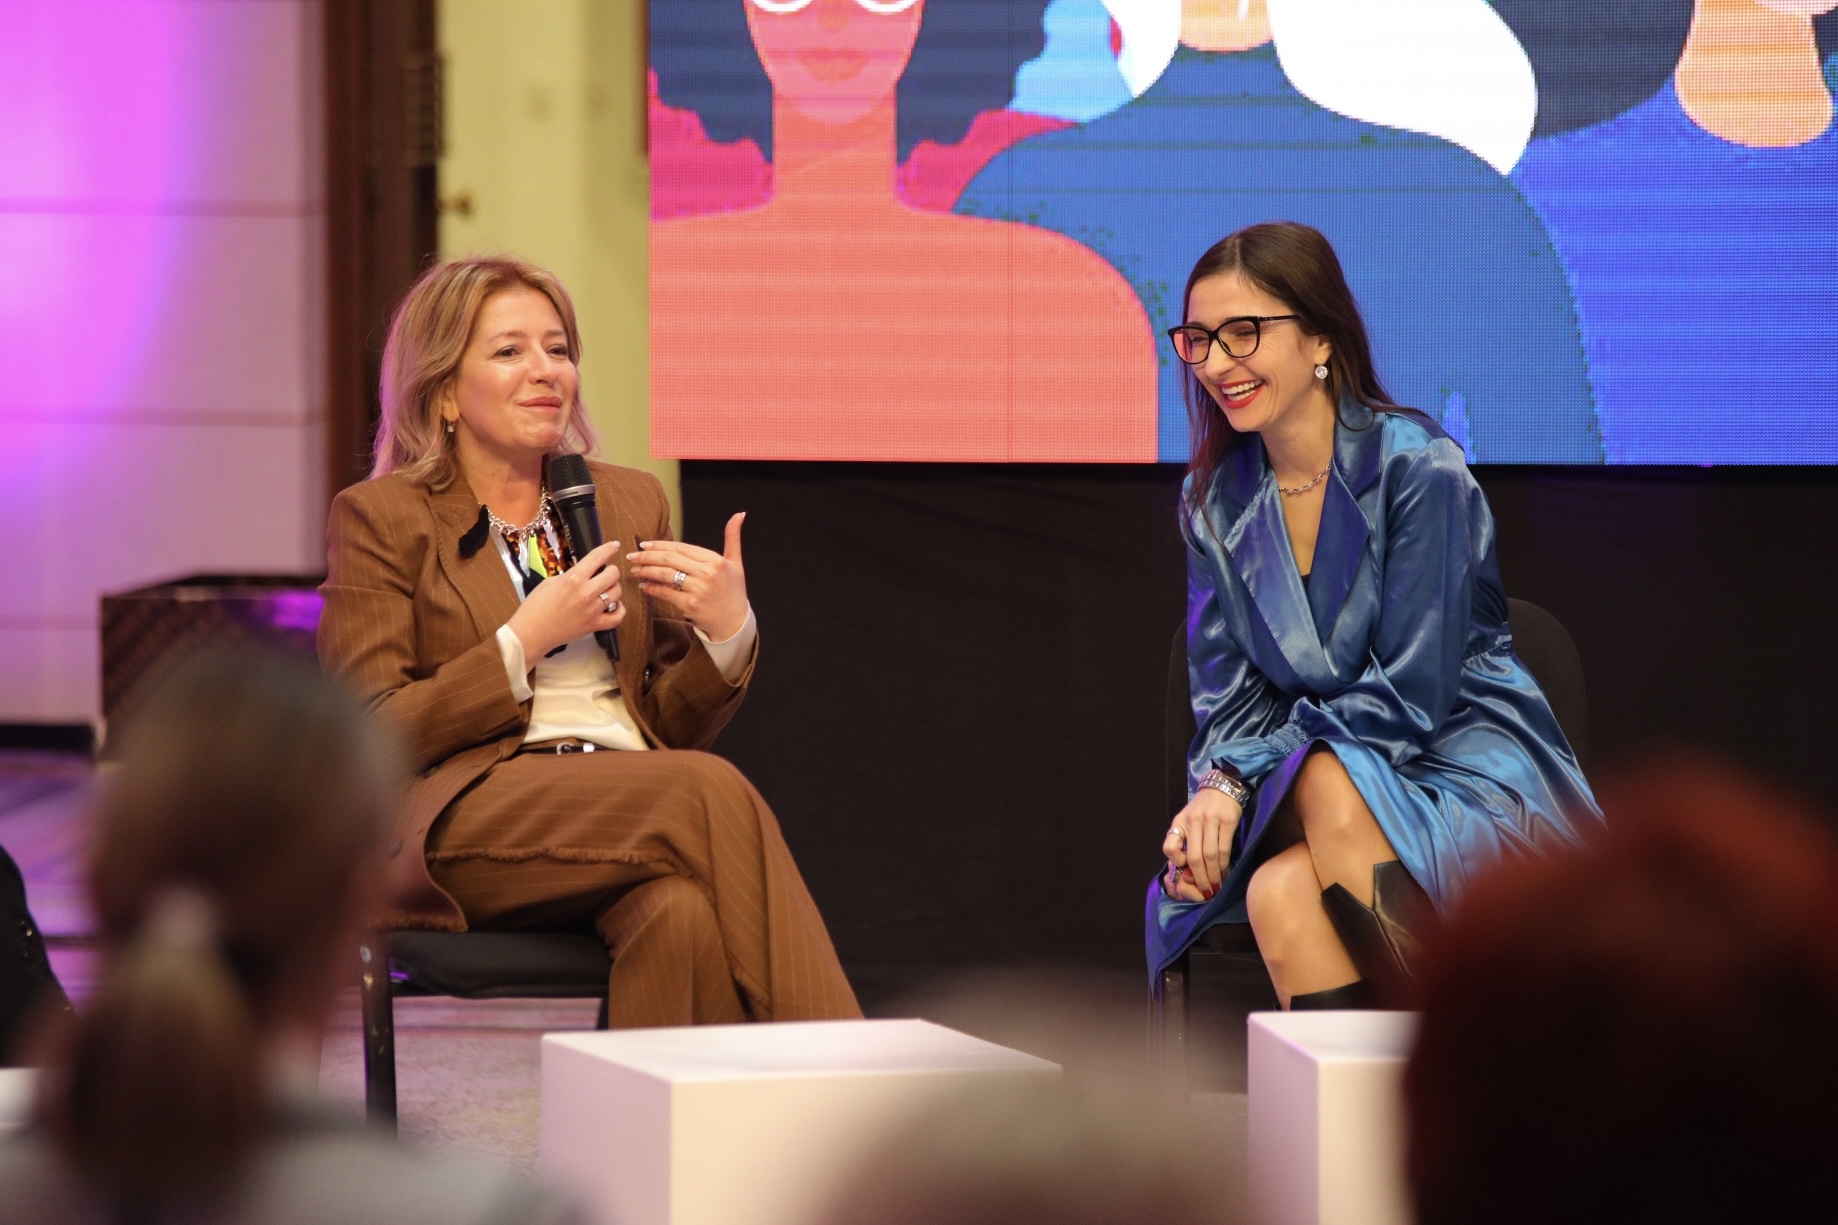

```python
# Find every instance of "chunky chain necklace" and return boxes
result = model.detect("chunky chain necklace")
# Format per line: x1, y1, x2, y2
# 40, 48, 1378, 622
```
484, 491, 553, 538
1278, 462, 1333, 497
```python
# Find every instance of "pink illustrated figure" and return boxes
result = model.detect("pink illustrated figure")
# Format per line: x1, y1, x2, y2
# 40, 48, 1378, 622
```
650, 0, 1158, 462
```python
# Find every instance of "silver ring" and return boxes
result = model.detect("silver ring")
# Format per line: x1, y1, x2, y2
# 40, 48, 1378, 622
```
600, 593, 618, 613
1167, 827, 1186, 846
671, 569, 688, 591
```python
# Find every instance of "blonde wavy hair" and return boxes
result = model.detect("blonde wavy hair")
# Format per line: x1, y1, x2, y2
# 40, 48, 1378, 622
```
371, 256, 599, 486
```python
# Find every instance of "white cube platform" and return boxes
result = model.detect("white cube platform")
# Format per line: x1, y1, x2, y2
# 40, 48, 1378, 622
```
541, 1018, 1059, 1225
1247, 1011, 1417, 1225
0, 1068, 33, 1134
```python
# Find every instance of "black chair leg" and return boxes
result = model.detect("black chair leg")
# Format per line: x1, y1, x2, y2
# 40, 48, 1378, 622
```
358, 937, 397, 1130
1151, 951, 1190, 1078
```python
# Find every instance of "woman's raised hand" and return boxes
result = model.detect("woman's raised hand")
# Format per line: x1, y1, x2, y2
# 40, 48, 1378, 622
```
627, 512, 750, 641
1162, 786, 1243, 902
505, 539, 627, 660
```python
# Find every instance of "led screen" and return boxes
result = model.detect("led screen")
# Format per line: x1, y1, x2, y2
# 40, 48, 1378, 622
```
649, 0, 1838, 464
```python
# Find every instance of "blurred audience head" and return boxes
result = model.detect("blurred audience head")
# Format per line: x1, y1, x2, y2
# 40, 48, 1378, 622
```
812, 1077, 1233, 1225
372, 254, 597, 486
1406, 754, 1838, 1225
32, 647, 397, 1214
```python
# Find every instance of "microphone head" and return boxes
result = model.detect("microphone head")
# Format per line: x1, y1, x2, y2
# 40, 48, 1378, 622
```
548, 453, 595, 503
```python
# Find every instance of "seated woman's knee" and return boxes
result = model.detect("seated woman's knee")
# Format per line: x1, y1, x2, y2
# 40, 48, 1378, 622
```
669, 748, 745, 790
1247, 847, 1322, 932
612, 873, 719, 936
1293, 749, 1365, 838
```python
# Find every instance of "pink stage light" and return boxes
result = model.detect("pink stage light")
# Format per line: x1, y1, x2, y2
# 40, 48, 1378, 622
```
0, 2, 191, 422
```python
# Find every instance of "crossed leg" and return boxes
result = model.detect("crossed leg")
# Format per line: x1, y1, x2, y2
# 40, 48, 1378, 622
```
1246, 747, 1402, 1006
427, 749, 861, 1026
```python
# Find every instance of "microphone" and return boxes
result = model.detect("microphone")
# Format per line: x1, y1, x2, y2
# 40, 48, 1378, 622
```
548, 453, 620, 663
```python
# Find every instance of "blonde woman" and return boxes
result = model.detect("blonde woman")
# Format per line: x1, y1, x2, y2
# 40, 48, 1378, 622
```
318, 257, 859, 1026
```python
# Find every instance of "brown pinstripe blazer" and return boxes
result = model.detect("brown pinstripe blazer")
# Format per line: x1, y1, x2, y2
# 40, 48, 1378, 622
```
318, 460, 754, 930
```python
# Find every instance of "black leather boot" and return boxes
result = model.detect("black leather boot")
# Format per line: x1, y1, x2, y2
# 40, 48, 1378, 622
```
1288, 980, 1375, 1010
1319, 860, 1438, 1007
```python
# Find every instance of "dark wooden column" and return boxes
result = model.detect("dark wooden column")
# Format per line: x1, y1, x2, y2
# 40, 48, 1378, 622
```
324, 0, 441, 500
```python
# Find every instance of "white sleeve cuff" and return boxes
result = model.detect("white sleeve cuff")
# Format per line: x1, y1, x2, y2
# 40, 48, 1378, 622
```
495, 624, 534, 703
694, 604, 757, 684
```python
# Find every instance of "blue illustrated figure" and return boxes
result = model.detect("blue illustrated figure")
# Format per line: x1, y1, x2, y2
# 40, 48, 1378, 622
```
1506, 2, 1838, 463
1009, 0, 1134, 123
958, 12, 1602, 463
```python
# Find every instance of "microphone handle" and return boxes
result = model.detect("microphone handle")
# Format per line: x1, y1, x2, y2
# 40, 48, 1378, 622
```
556, 498, 621, 663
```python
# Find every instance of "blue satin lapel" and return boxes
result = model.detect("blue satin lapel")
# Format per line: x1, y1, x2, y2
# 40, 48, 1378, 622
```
1217, 403, 1389, 692
1307, 469, 1371, 645
1310, 404, 1385, 652
1226, 480, 1340, 694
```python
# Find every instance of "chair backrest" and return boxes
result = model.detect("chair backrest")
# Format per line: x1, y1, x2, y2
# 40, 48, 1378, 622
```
1506, 597, 1591, 771
1165, 599, 1591, 812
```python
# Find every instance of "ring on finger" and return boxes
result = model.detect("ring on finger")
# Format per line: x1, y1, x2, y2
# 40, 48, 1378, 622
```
1166, 826, 1186, 846
600, 593, 619, 614
671, 569, 688, 591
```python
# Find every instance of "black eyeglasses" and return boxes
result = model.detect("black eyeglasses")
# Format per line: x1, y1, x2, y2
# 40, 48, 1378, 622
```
1167, 315, 1299, 365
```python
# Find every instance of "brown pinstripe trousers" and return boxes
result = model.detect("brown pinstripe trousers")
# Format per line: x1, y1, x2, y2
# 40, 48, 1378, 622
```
425, 748, 861, 1027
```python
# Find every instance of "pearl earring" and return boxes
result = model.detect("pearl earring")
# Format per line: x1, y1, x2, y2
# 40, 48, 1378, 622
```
1314, 364, 1329, 380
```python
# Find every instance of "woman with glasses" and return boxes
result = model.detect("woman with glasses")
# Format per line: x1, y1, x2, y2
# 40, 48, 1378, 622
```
1149, 222, 1601, 1009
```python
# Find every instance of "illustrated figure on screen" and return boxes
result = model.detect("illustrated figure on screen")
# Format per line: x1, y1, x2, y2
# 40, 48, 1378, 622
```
649, 0, 1157, 463
1007, 0, 1135, 123
1505, 0, 1838, 464
650, 0, 1079, 219
956, 0, 1604, 464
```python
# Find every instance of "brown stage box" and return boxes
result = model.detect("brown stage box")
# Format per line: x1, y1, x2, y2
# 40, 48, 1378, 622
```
99, 574, 324, 753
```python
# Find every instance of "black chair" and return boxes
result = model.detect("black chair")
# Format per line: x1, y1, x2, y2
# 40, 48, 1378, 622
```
358, 929, 611, 1127
1150, 597, 1589, 1069
1499, 597, 1590, 771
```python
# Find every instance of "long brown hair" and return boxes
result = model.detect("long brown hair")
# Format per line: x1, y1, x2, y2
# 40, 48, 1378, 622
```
1179, 222, 1394, 525
33, 649, 397, 1215
371, 256, 598, 487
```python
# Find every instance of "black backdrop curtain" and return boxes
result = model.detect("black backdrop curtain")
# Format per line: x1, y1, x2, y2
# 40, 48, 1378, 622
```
681, 461, 1838, 982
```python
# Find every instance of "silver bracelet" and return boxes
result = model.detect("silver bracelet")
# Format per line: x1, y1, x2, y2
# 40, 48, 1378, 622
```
1197, 767, 1251, 809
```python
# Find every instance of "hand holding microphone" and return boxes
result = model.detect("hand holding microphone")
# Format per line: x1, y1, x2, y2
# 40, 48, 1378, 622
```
548, 453, 621, 663
503, 539, 626, 661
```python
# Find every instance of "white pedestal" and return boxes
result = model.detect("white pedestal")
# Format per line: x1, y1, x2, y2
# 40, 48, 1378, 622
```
0, 1068, 35, 1133
1247, 1011, 1417, 1225
541, 1019, 1060, 1225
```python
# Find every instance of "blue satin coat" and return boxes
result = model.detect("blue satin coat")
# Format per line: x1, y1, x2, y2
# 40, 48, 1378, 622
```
1146, 405, 1602, 980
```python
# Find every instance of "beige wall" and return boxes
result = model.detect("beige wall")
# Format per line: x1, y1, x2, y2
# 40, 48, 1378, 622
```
438, 0, 673, 522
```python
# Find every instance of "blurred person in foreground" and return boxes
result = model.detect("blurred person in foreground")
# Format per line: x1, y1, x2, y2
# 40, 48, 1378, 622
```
1406, 755, 1838, 1225
812, 1079, 1235, 1225
0, 649, 580, 1225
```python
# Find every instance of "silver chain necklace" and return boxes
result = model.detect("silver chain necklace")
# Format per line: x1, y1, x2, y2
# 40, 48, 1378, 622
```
484, 490, 553, 538
1278, 462, 1333, 497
